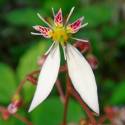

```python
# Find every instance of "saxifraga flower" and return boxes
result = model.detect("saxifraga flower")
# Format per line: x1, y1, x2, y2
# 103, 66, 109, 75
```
29, 7, 99, 114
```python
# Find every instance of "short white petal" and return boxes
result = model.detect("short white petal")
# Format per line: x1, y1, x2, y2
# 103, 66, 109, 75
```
29, 44, 60, 112
31, 32, 41, 35
45, 42, 55, 55
81, 22, 88, 28
71, 37, 88, 43
66, 44, 99, 114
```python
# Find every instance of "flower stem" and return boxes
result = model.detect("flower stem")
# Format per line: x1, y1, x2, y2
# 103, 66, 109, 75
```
62, 75, 70, 125
55, 79, 65, 104
98, 115, 107, 124
15, 70, 40, 95
13, 113, 33, 125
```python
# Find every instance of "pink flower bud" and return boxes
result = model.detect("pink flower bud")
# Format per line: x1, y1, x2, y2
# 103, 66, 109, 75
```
7, 103, 18, 114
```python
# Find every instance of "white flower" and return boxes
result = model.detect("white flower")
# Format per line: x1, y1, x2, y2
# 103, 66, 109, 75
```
29, 7, 99, 114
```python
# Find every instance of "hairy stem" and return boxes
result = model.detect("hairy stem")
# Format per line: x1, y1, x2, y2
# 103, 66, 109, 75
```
98, 115, 107, 124
13, 113, 33, 125
15, 70, 40, 95
62, 75, 70, 125
55, 79, 65, 104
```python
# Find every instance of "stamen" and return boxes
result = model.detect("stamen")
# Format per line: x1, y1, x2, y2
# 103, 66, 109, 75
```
80, 22, 88, 29
71, 37, 88, 42
37, 13, 53, 29
31, 32, 41, 35
65, 6, 75, 25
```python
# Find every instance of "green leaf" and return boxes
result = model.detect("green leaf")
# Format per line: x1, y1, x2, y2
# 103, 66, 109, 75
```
31, 97, 85, 125
0, 117, 15, 125
17, 40, 51, 103
67, 100, 85, 122
5, 8, 46, 26
0, 63, 17, 103
118, 35, 125, 48
31, 98, 63, 125
0, 0, 7, 7
110, 81, 125, 105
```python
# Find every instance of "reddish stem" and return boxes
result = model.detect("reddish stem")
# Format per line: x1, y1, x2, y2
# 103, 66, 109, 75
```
13, 113, 33, 125
15, 78, 27, 95
97, 115, 107, 124
15, 70, 40, 95
55, 79, 65, 104
62, 75, 70, 125
27, 70, 40, 76
6, 55, 100, 125
60, 65, 67, 72
0, 106, 33, 125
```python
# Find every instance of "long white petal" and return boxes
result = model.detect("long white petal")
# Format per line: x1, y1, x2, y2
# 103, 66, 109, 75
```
71, 37, 88, 43
66, 44, 99, 114
29, 44, 60, 112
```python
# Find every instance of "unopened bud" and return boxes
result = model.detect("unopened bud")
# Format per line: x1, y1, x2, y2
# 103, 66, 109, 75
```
86, 54, 98, 70
74, 41, 91, 53
7, 103, 18, 114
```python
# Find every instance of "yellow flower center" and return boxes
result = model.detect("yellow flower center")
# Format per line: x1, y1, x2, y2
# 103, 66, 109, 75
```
51, 26, 69, 45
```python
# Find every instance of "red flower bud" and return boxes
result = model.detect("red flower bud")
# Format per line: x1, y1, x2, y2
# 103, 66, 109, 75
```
73, 41, 91, 53
86, 54, 98, 70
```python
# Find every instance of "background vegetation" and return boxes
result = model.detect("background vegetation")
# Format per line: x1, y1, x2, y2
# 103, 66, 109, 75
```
0, 0, 125, 124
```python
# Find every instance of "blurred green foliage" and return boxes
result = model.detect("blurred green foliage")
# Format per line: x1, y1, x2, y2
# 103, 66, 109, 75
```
0, 63, 16, 103
31, 98, 85, 125
0, 0, 125, 124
